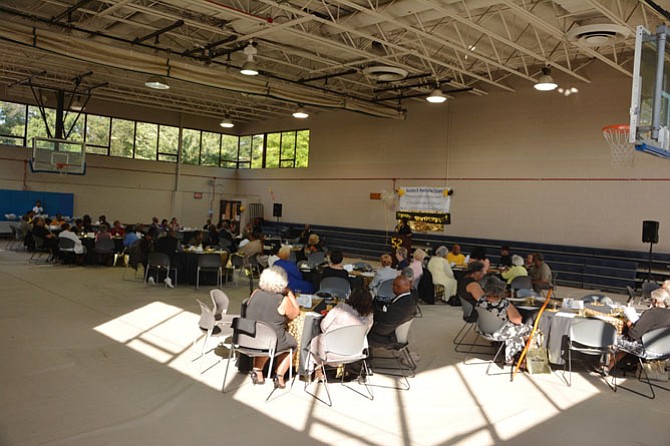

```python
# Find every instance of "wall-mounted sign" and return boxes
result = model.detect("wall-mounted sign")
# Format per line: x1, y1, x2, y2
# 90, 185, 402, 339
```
194, 192, 203, 199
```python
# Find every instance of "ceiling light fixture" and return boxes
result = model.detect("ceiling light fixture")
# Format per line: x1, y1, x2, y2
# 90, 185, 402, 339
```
534, 67, 558, 91
292, 106, 309, 119
426, 87, 447, 103
145, 75, 170, 90
240, 43, 259, 76
70, 95, 84, 111
219, 115, 234, 128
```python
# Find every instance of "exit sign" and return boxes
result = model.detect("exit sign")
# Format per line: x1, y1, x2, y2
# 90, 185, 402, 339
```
194, 192, 203, 199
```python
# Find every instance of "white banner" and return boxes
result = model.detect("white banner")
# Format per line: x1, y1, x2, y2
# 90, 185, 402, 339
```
398, 187, 451, 213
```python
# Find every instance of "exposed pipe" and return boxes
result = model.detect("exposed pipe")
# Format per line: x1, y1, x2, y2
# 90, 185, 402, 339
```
0, 6, 402, 115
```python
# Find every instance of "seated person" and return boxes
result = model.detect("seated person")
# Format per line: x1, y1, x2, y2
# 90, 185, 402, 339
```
308, 286, 374, 379
477, 275, 530, 365
304, 233, 323, 256
82, 214, 94, 233
110, 220, 126, 237
236, 231, 263, 263
409, 249, 426, 288
218, 221, 236, 250
73, 218, 85, 236
95, 224, 112, 242
155, 230, 183, 262
529, 253, 553, 293
97, 215, 108, 228
321, 250, 350, 281
524, 253, 535, 273
123, 224, 142, 247
605, 288, 670, 374
51, 214, 66, 227
169, 217, 181, 231
188, 230, 206, 247
369, 253, 400, 296
58, 222, 86, 262
469, 246, 490, 274
395, 247, 409, 270
501, 255, 528, 285
139, 228, 156, 267
207, 224, 219, 247
498, 245, 513, 268
367, 276, 416, 346
245, 266, 300, 388
31, 217, 58, 252
457, 261, 486, 308
274, 246, 314, 294
447, 244, 466, 267
427, 246, 458, 302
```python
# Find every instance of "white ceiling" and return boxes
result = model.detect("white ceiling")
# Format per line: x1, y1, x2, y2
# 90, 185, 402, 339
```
0, 0, 667, 125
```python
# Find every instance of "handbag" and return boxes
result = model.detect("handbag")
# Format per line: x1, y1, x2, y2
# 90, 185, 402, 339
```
637, 360, 669, 382
526, 331, 551, 374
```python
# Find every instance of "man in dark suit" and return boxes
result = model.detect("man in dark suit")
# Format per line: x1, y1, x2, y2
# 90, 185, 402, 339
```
368, 275, 416, 346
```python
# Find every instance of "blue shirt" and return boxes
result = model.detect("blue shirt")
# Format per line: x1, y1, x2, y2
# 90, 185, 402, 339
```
123, 231, 140, 247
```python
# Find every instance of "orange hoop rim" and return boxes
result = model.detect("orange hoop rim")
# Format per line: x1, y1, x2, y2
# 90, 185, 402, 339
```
602, 124, 630, 133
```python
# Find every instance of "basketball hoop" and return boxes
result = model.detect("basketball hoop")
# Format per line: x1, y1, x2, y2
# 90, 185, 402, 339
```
603, 124, 634, 168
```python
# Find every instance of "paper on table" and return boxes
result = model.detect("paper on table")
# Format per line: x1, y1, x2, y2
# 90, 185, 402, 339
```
623, 306, 640, 323
296, 294, 313, 308
556, 312, 577, 318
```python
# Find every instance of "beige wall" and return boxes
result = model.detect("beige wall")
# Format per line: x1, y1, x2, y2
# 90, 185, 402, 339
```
2, 63, 669, 252
237, 64, 670, 252
0, 148, 245, 228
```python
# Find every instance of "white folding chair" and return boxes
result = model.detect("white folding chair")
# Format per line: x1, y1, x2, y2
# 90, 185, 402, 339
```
304, 324, 373, 406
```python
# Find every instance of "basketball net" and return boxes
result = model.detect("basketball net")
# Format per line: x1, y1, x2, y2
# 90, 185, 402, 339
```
55, 162, 68, 176
602, 124, 634, 168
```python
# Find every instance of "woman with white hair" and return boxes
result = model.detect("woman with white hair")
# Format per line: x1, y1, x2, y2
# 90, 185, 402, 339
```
274, 246, 314, 293
604, 287, 670, 375
409, 249, 426, 288
245, 266, 300, 389
427, 246, 457, 302
501, 255, 528, 285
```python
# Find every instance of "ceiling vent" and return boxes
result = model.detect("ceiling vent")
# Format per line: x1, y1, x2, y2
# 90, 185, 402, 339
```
566, 24, 631, 47
362, 65, 408, 82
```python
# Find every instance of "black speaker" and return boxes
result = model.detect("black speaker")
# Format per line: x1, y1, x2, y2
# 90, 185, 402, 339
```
273, 203, 283, 218
643, 220, 659, 244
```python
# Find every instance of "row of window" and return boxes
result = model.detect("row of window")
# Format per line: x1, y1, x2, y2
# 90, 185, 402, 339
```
0, 100, 309, 168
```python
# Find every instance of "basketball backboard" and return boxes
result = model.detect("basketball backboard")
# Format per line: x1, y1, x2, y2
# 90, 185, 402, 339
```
630, 25, 670, 158
30, 137, 86, 175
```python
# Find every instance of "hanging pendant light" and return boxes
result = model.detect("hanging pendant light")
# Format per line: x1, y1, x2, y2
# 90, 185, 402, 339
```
534, 67, 558, 91
70, 95, 85, 111
240, 43, 259, 76
426, 88, 447, 103
145, 75, 170, 90
292, 106, 309, 119
219, 115, 234, 128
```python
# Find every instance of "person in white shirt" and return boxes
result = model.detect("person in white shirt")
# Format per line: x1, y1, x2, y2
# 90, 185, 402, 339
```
58, 223, 86, 263
32, 200, 44, 216
427, 246, 458, 302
